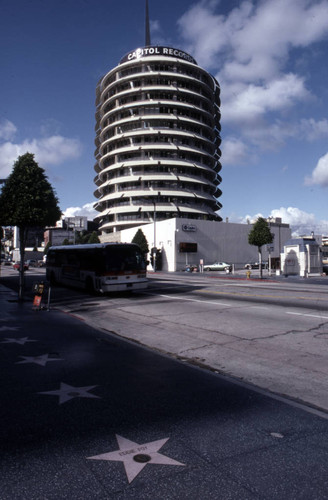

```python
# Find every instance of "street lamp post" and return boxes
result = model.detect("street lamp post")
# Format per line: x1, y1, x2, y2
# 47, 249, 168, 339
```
152, 192, 161, 272
153, 200, 156, 272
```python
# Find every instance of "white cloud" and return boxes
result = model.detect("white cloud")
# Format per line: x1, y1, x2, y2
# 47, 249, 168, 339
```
270, 207, 316, 227
233, 206, 328, 236
63, 203, 98, 220
299, 118, 328, 141
239, 212, 265, 225
241, 119, 296, 150
270, 207, 328, 236
222, 73, 309, 125
305, 152, 328, 187
0, 124, 82, 178
235, 116, 328, 151
179, 0, 328, 81
178, 0, 234, 69
0, 119, 17, 141
178, 0, 328, 152
220, 136, 251, 164
30, 136, 81, 165
221, 0, 328, 82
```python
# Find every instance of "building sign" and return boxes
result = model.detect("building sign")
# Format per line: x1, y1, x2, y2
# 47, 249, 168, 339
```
182, 224, 197, 232
120, 46, 197, 65
179, 242, 197, 253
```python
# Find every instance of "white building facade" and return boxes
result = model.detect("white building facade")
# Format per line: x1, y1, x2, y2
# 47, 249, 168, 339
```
93, 46, 222, 234
105, 217, 291, 272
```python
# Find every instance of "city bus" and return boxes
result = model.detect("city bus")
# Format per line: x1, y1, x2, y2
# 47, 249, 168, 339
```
46, 243, 147, 293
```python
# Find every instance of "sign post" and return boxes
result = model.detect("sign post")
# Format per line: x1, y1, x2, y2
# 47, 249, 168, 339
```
267, 244, 274, 276
32, 281, 46, 311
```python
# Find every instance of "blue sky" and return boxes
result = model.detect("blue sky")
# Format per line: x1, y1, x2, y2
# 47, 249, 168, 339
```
1, 0, 328, 235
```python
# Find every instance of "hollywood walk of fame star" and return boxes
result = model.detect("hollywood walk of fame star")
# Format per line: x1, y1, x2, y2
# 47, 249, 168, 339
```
0, 326, 20, 332
0, 337, 37, 345
87, 434, 185, 483
16, 353, 64, 366
38, 382, 101, 404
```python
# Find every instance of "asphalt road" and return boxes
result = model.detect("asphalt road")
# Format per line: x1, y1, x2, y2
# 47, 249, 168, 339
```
25, 268, 328, 413
2, 266, 328, 411
1, 267, 328, 498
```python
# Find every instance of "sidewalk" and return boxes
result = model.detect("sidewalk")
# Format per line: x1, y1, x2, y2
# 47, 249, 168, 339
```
178, 268, 328, 285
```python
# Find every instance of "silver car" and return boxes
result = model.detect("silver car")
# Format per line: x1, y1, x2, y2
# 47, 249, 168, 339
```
203, 261, 231, 271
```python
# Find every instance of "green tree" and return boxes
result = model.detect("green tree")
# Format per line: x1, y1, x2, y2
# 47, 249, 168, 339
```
132, 228, 149, 256
0, 153, 61, 299
88, 231, 100, 244
74, 230, 88, 244
73, 230, 100, 244
248, 217, 274, 278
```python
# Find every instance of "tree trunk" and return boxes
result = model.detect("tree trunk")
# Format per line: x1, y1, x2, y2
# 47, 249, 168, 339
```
18, 227, 27, 301
258, 247, 263, 279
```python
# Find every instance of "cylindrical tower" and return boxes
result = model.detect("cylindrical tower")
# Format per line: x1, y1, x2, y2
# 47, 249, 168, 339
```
94, 46, 222, 234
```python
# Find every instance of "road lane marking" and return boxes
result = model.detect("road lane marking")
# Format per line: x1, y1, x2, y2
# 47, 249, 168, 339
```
199, 288, 328, 302
286, 312, 328, 319
154, 293, 231, 307
249, 306, 270, 310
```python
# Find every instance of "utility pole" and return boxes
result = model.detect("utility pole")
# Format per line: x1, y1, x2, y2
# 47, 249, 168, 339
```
153, 199, 156, 272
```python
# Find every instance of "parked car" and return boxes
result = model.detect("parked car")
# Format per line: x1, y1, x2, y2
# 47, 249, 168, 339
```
244, 262, 268, 270
13, 262, 29, 271
203, 261, 231, 272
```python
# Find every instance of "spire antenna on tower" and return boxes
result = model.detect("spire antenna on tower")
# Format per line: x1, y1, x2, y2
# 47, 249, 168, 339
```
145, 0, 151, 46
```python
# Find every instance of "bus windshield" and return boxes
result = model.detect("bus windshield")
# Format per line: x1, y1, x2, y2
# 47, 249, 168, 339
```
105, 245, 146, 272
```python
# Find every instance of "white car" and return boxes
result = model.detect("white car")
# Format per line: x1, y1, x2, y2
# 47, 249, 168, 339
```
203, 261, 231, 271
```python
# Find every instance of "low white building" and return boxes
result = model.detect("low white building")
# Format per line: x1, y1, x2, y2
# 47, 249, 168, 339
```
281, 237, 322, 277
100, 217, 291, 272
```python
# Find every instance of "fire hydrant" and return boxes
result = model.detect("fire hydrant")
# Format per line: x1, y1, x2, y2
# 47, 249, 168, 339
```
246, 270, 251, 279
